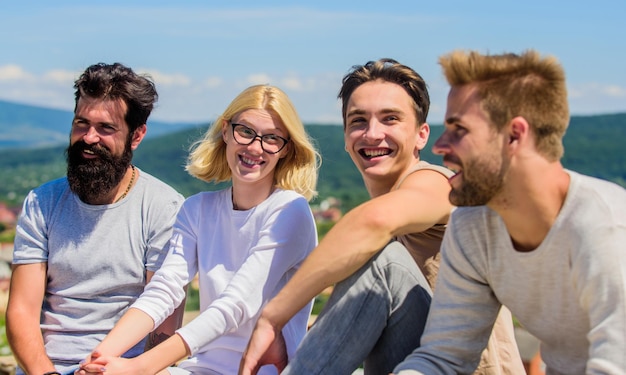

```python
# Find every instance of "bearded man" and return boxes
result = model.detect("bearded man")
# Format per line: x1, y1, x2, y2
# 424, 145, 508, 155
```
7, 63, 185, 375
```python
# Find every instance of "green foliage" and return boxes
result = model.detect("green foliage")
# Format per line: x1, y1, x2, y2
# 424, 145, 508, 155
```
0, 229, 14, 243
312, 292, 330, 316
316, 220, 336, 239
185, 285, 200, 311
0, 114, 625, 209
0, 314, 10, 356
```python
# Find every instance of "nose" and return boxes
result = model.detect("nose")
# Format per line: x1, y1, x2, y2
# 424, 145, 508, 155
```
432, 131, 450, 156
246, 136, 264, 153
364, 120, 383, 140
82, 126, 100, 145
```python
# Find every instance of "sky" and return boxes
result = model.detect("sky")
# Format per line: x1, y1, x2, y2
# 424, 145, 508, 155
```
1, 1, 625, 126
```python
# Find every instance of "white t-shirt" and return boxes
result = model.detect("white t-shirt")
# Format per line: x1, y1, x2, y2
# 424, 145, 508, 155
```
132, 187, 318, 375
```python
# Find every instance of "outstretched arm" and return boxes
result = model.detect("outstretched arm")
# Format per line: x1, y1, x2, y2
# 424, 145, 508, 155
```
240, 169, 451, 374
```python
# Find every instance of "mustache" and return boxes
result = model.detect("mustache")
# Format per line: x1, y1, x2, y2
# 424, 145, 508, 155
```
66, 140, 114, 162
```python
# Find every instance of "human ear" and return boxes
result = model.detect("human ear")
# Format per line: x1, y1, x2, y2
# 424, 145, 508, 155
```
130, 124, 147, 150
415, 122, 430, 151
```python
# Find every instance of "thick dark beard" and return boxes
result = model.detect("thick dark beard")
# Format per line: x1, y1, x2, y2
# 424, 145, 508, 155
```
66, 137, 133, 204
449, 156, 508, 207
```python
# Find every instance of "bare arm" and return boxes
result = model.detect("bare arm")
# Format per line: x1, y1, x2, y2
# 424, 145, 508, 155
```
263, 169, 451, 328
91, 271, 185, 358
240, 170, 451, 374
80, 333, 191, 375
6, 263, 57, 374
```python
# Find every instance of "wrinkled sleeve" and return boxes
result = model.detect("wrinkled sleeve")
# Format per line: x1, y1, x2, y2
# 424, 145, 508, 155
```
575, 209, 626, 373
132, 199, 197, 327
394, 214, 501, 375
13, 190, 48, 264
177, 197, 315, 354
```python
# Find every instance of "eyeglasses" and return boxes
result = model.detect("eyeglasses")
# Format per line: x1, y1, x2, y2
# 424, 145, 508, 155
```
230, 123, 289, 154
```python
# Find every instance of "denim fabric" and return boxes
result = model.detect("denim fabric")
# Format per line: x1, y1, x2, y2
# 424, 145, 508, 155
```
283, 241, 433, 375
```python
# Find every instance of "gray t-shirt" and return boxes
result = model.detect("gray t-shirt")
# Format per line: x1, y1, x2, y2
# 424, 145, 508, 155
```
13, 168, 184, 372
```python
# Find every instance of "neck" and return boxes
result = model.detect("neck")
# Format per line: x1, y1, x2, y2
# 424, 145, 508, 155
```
364, 159, 421, 198
112, 165, 136, 204
231, 181, 275, 210
489, 161, 569, 251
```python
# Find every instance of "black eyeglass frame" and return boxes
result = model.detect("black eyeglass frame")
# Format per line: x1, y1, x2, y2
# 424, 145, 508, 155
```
230, 123, 290, 154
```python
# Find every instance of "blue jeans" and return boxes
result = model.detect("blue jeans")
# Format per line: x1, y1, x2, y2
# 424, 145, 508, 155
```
283, 241, 433, 375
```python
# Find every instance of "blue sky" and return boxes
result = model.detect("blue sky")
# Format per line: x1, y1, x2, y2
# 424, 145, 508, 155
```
1, 1, 624, 125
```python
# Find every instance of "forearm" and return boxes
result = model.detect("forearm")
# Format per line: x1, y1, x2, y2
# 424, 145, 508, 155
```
6, 263, 53, 374
7, 320, 55, 374
146, 287, 188, 350
95, 308, 155, 357
133, 333, 190, 374
262, 205, 394, 328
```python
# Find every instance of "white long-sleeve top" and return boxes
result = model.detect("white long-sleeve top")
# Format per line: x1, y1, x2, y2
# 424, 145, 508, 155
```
395, 171, 626, 375
132, 187, 317, 374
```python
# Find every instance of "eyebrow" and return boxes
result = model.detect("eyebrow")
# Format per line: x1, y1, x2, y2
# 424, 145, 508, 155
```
445, 115, 461, 125
73, 116, 118, 128
346, 107, 404, 117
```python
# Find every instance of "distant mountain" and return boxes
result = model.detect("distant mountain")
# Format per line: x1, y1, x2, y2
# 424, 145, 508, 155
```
0, 99, 199, 150
0, 103, 625, 211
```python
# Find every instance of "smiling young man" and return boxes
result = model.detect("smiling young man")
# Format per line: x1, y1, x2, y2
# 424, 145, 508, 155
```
240, 59, 524, 375
6, 63, 184, 375
392, 50, 626, 374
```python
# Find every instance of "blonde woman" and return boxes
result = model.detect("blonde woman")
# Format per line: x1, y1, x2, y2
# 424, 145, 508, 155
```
78, 85, 319, 375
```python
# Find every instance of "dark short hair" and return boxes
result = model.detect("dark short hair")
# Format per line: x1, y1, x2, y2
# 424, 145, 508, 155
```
74, 63, 158, 133
338, 58, 430, 126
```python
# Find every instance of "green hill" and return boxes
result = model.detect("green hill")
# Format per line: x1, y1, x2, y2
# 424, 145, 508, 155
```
0, 99, 198, 149
1, 113, 625, 211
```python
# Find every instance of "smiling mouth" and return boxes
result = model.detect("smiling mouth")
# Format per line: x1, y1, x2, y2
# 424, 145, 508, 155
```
240, 155, 264, 167
358, 148, 392, 159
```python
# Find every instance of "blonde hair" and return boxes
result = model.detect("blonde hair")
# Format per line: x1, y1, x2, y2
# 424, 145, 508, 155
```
439, 49, 569, 161
186, 85, 319, 201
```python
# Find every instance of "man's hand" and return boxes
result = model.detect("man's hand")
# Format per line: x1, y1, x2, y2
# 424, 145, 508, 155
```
239, 316, 288, 375
75, 353, 139, 375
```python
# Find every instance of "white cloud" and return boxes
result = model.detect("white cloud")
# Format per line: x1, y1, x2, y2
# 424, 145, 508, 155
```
603, 85, 625, 97
246, 74, 272, 85
43, 69, 78, 85
139, 69, 191, 87
0, 64, 35, 82
280, 76, 303, 91
570, 82, 626, 99
204, 77, 222, 88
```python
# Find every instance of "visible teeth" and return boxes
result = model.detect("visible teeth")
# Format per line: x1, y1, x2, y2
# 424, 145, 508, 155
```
363, 149, 389, 157
84, 149, 95, 154
241, 156, 261, 165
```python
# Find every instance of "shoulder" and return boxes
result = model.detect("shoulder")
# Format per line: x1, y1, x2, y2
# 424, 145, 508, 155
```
413, 160, 454, 178
397, 161, 452, 191
23, 177, 71, 212
260, 189, 313, 222
269, 189, 310, 209
136, 168, 184, 203
30, 177, 70, 197
183, 189, 224, 208
563, 171, 626, 228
